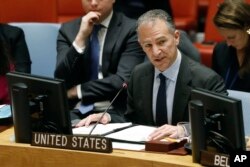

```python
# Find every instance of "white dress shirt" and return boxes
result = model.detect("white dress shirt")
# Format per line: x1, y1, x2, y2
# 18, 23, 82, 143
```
152, 49, 182, 124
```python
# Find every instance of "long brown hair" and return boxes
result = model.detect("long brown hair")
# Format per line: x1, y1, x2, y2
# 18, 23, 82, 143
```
213, 0, 250, 78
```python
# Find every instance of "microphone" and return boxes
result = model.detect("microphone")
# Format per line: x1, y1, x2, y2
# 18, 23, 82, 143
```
89, 82, 128, 136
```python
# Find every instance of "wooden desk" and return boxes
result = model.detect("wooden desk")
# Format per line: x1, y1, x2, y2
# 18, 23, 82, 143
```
0, 127, 202, 167
0, 125, 10, 133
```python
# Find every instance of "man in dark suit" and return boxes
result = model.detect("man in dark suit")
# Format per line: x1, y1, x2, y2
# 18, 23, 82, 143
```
76, 9, 227, 141
54, 0, 146, 119
55, 0, 200, 123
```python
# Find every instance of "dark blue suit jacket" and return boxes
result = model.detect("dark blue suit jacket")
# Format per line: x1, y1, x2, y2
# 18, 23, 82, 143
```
112, 55, 227, 125
54, 12, 145, 111
0, 24, 31, 73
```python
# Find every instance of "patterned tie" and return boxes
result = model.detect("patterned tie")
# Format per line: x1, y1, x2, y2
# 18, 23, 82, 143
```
78, 25, 102, 115
90, 24, 102, 80
156, 73, 168, 126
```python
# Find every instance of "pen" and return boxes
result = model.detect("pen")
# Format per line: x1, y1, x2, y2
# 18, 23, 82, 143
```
102, 124, 137, 136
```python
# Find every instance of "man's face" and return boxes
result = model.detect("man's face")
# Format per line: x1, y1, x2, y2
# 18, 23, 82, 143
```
138, 19, 180, 72
81, 0, 115, 22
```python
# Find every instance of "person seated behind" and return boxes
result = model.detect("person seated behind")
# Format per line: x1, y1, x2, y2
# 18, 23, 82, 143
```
0, 24, 31, 104
212, 1, 250, 92
54, 0, 146, 120
75, 9, 227, 140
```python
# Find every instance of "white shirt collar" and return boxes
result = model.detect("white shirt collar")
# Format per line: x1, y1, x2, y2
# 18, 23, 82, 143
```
155, 49, 182, 82
100, 10, 113, 28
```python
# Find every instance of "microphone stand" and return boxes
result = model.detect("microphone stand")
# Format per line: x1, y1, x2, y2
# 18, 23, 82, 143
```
88, 83, 127, 136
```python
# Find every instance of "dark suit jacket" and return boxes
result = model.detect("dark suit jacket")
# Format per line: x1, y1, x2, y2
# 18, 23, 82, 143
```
0, 24, 31, 73
212, 42, 250, 92
54, 12, 146, 111
111, 55, 227, 125
0, 24, 31, 104
178, 30, 200, 62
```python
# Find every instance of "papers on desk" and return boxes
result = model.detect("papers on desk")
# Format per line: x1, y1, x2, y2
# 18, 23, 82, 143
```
73, 123, 156, 143
72, 122, 133, 135
73, 123, 157, 151
105, 125, 156, 143
112, 142, 145, 151
107, 125, 157, 151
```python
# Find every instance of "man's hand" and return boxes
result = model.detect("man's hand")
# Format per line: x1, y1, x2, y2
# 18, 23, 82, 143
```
67, 86, 78, 99
148, 124, 179, 141
74, 11, 101, 47
75, 113, 111, 127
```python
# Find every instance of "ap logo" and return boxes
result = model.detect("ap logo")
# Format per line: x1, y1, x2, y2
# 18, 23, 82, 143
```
230, 152, 250, 167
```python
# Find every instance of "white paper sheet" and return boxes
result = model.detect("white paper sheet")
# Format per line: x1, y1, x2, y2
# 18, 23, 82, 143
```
112, 142, 145, 151
72, 122, 132, 135
105, 125, 156, 142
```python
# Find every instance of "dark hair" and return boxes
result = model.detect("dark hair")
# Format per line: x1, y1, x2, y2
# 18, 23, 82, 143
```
137, 9, 175, 33
213, 1, 250, 77
0, 36, 12, 75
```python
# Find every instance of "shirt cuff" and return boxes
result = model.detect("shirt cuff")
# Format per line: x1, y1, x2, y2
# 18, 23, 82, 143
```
182, 124, 191, 137
76, 84, 82, 99
73, 41, 85, 54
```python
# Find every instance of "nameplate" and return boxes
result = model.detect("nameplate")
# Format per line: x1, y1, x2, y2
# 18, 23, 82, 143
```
31, 132, 113, 153
200, 150, 230, 167
145, 139, 187, 153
